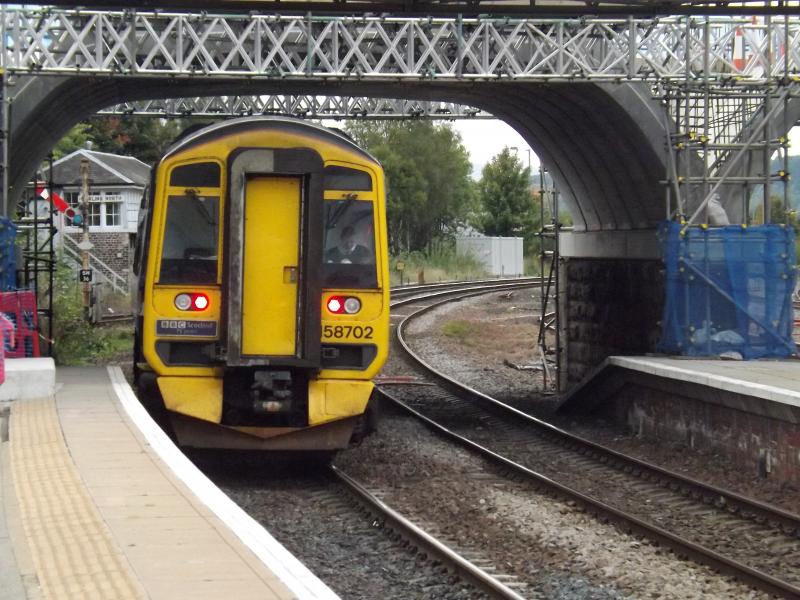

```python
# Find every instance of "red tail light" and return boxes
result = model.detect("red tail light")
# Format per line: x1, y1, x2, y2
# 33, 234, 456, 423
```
175, 293, 210, 312
327, 296, 345, 314
326, 295, 361, 315
192, 293, 209, 311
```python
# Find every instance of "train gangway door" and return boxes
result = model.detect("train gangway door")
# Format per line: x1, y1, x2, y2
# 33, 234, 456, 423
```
242, 176, 300, 356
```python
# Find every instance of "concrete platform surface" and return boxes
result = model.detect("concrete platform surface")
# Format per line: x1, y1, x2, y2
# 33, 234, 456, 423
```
0, 358, 55, 401
1, 366, 339, 600
607, 356, 800, 408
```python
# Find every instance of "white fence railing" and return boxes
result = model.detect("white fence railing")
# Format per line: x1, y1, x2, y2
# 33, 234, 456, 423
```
61, 234, 129, 296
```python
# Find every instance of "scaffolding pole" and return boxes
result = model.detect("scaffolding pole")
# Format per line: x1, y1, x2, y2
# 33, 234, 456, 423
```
535, 166, 560, 393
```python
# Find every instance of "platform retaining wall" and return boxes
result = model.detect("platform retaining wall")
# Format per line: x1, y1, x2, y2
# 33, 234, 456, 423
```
597, 373, 800, 485
559, 258, 663, 388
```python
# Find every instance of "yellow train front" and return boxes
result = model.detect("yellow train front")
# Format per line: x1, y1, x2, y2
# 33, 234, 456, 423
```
133, 117, 390, 451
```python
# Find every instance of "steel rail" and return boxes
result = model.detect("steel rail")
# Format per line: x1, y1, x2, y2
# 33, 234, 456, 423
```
390, 276, 541, 295
390, 278, 543, 304
386, 288, 800, 599
395, 288, 800, 533
331, 466, 527, 600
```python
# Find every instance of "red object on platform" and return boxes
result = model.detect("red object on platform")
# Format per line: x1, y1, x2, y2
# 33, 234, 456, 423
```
0, 291, 40, 358
0, 315, 14, 384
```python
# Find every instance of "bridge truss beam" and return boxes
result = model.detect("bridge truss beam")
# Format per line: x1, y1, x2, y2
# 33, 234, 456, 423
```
35, 1, 800, 18
2, 9, 800, 84
99, 96, 492, 119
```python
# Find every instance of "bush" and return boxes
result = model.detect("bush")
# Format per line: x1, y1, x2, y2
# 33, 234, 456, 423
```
52, 261, 133, 365
391, 241, 488, 285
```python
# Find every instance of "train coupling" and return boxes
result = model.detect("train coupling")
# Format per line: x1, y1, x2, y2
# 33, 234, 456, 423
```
251, 370, 293, 413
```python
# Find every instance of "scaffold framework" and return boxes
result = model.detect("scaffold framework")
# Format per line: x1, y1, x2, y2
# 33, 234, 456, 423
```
535, 166, 561, 393
660, 16, 797, 228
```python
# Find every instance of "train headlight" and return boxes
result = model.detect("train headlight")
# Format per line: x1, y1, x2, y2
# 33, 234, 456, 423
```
344, 297, 361, 314
175, 293, 192, 311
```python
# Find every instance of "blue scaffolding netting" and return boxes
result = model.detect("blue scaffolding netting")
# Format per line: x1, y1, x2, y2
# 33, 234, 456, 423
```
0, 217, 15, 292
658, 221, 797, 359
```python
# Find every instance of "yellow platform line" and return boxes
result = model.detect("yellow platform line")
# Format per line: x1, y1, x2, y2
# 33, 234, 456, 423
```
9, 398, 143, 600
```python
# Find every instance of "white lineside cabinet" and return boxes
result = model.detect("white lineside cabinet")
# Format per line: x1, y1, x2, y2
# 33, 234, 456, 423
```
456, 236, 524, 276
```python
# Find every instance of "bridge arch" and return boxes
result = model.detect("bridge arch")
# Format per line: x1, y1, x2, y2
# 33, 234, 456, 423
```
10, 75, 670, 232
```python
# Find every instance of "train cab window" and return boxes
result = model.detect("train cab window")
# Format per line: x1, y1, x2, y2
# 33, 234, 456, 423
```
323, 199, 377, 289
324, 166, 372, 191
170, 162, 221, 188
159, 193, 219, 284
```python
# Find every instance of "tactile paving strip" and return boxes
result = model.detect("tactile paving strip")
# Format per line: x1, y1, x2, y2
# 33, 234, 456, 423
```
9, 398, 143, 600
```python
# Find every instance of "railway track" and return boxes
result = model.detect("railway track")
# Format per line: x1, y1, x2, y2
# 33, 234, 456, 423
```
331, 466, 528, 599
390, 277, 542, 303
384, 286, 800, 599
206, 453, 527, 599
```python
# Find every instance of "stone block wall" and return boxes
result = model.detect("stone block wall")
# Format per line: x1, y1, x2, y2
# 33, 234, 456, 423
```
607, 380, 800, 485
560, 258, 664, 387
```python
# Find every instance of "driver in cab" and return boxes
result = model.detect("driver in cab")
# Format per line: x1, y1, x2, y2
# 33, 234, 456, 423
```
326, 225, 371, 264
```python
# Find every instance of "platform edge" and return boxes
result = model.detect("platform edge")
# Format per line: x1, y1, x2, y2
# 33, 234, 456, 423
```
106, 365, 340, 600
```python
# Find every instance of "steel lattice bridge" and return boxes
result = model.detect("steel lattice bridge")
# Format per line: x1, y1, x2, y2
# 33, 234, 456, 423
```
2, 9, 799, 83
3, 6, 799, 234
33, 0, 800, 17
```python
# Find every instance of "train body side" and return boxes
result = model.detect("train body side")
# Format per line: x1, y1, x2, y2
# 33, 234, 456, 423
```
134, 119, 390, 450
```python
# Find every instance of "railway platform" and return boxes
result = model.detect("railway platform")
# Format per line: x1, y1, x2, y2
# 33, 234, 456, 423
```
559, 356, 800, 484
0, 364, 338, 600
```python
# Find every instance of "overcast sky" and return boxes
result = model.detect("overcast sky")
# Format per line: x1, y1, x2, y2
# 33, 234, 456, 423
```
452, 119, 800, 180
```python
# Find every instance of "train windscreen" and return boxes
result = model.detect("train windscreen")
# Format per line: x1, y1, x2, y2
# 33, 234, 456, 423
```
323, 199, 378, 289
159, 193, 219, 284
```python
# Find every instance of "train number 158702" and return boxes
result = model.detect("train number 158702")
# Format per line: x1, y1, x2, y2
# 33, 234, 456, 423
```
322, 325, 374, 340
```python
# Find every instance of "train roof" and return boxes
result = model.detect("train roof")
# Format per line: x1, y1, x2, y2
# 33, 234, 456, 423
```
163, 116, 379, 165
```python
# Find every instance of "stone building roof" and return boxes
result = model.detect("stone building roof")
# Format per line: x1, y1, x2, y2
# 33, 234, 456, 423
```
46, 149, 151, 188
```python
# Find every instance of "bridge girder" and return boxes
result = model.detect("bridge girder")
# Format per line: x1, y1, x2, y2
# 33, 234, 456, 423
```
34, 1, 800, 17
2, 10, 799, 83
98, 96, 492, 119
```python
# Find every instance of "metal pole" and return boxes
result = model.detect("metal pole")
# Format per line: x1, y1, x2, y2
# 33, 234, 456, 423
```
79, 158, 91, 320
702, 18, 710, 223
763, 14, 773, 224
1, 3, 6, 219
1, 71, 8, 219
553, 183, 560, 392
538, 165, 547, 390
46, 153, 54, 356
783, 16, 790, 223
33, 170, 39, 301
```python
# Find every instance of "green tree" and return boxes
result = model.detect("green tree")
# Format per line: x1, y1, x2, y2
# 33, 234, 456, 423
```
477, 147, 534, 239
752, 196, 799, 230
52, 123, 92, 159
51, 117, 191, 165
346, 121, 476, 254
83, 117, 185, 165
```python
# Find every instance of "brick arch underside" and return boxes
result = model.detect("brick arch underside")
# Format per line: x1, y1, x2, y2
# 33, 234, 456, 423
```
10, 76, 673, 231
